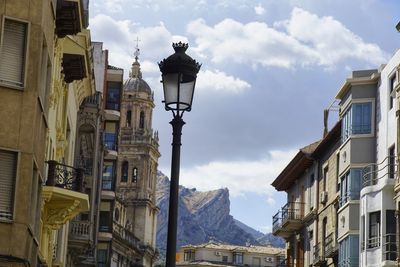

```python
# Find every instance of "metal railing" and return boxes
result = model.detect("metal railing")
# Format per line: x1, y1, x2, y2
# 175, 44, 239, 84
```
313, 243, 325, 264
69, 220, 91, 239
272, 211, 282, 232
281, 202, 305, 223
363, 156, 397, 187
325, 232, 338, 257
46, 160, 84, 192
383, 233, 397, 261
338, 257, 359, 267
367, 236, 380, 249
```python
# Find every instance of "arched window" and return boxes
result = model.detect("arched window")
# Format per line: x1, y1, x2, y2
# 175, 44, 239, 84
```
132, 167, 138, 183
121, 161, 128, 182
126, 110, 132, 127
139, 111, 145, 129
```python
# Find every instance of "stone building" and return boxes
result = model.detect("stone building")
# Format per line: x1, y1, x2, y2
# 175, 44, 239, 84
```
116, 49, 161, 267
176, 242, 285, 267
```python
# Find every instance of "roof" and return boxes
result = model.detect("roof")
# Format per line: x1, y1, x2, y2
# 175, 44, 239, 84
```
180, 242, 284, 255
108, 64, 123, 70
123, 76, 152, 93
312, 121, 341, 158
271, 140, 320, 191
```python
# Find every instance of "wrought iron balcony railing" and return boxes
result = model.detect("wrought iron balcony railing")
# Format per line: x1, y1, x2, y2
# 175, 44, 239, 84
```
363, 156, 397, 187
281, 202, 304, 223
313, 243, 325, 265
325, 232, 338, 257
46, 160, 84, 192
272, 211, 282, 232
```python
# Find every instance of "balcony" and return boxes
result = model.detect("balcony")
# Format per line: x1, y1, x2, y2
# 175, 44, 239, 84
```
41, 161, 89, 265
272, 202, 304, 238
325, 233, 338, 258
363, 155, 397, 188
104, 102, 120, 120
313, 243, 326, 266
46, 160, 85, 192
113, 222, 141, 252
55, 0, 82, 38
104, 133, 118, 158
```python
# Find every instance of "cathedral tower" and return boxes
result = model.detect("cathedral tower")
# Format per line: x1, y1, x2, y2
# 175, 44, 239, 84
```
117, 47, 160, 266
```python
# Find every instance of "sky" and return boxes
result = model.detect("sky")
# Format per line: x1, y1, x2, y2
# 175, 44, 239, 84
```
89, 0, 400, 234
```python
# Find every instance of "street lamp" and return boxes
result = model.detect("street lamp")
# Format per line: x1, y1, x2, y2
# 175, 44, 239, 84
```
159, 42, 201, 267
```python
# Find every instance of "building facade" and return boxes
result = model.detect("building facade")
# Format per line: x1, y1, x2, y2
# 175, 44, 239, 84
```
177, 242, 285, 267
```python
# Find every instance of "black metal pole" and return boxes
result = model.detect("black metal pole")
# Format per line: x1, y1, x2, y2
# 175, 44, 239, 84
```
165, 115, 185, 267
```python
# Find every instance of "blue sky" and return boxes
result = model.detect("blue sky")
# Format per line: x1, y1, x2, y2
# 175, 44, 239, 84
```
89, 0, 400, 233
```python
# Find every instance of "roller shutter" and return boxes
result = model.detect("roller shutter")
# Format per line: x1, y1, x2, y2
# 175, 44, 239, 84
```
0, 150, 17, 220
0, 19, 27, 87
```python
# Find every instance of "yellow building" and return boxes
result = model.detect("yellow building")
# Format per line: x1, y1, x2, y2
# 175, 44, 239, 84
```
0, 0, 93, 266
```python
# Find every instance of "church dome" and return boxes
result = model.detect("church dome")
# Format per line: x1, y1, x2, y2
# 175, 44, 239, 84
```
123, 49, 152, 94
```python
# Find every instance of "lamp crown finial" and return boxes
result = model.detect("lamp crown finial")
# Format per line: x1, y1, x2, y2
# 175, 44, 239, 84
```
172, 42, 188, 53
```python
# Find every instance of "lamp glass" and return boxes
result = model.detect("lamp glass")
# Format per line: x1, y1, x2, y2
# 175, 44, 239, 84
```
162, 73, 195, 111
163, 73, 179, 109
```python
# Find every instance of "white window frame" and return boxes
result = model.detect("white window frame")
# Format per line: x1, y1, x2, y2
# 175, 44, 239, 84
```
0, 16, 30, 90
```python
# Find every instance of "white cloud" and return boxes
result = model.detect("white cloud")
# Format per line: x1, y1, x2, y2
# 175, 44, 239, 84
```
197, 69, 250, 94
254, 3, 265, 15
187, 8, 388, 69
166, 149, 297, 198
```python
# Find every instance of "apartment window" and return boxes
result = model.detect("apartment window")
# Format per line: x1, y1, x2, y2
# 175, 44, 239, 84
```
323, 167, 328, 192
389, 145, 395, 179
342, 102, 372, 141
389, 75, 396, 110
102, 161, 115, 190
233, 252, 243, 265
139, 111, 145, 129
104, 122, 118, 150
121, 161, 128, 182
339, 169, 362, 207
338, 235, 359, 267
309, 174, 315, 209
126, 110, 132, 127
385, 210, 396, 260
105, 82, 121, 110
183, 250, 195, 262
0, 150, 17, 221
368, 211, 380, 248
99, 211, 111, 232
97, 249, 108, 267
38, 40, 52, 111
132, 167, 138, 183
0, 19, 28, 88
222, 256, 228, 263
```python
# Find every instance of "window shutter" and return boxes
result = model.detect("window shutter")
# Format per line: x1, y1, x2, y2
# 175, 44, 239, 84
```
0, 150, 17, 220
0, 19, 27, 87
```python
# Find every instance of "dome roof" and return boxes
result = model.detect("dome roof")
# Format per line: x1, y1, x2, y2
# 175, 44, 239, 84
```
123, 47, 152, 94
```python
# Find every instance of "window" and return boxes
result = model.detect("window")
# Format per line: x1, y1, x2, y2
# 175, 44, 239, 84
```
139, 111, 145, 129
0, 19, 27, 88
104, 122, 118, 150
323, 167, 328, 192
233, 252, 243, 265
0, 150, 17, 221
105, 82, 121, 110
389, 75, 396, 110
309, 174, 315, 210
385, 210, 396, 260
183, 250, 195, 262
132, 167, 138, 183
338, 235, 359, 267
339, 169, 362, 207
102, 161, 115, 190
368, 211, 380, 248
97, 249, 108, 267
38, 40, 52, 111
126, 110, 132, 127
389, 146, 395, 179
121, 161, 128, 182
341, 102, 372, 141
222, 256, 228, 263
99, 211, 111, 232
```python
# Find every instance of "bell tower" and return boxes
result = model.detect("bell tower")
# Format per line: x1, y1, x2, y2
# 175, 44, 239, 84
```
117, 44, 160, 267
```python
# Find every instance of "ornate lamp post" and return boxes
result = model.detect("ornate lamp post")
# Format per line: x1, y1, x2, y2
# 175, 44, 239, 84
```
159, 42, 201, 267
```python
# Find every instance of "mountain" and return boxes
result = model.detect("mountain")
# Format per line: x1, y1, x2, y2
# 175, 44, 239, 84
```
156, 171, 284, 256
